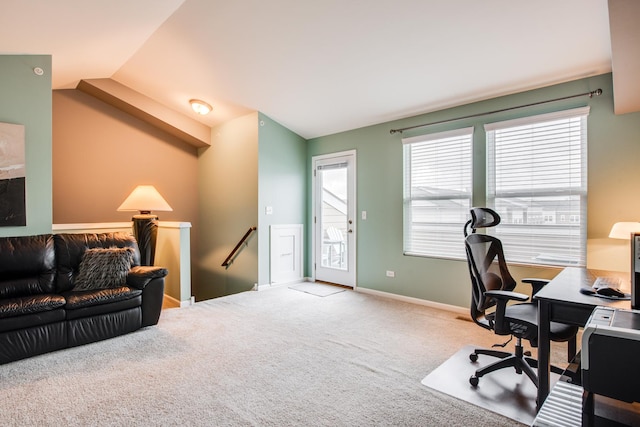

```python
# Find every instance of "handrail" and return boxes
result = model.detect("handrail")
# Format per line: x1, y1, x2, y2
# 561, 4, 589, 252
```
222, 226, 257, 268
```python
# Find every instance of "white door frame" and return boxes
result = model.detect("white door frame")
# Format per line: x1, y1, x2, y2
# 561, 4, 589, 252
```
312, 150, 356, 288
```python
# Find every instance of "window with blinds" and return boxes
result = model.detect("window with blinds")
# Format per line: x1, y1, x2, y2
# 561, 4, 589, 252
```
485, 107, 589, 267
402, 127, 473, 259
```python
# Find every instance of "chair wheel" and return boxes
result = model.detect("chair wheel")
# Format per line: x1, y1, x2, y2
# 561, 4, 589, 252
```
469, 353, 478, 362
470, 375, 479, 387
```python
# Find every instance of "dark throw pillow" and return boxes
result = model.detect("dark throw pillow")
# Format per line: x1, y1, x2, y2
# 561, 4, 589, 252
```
73, 247, 135, 291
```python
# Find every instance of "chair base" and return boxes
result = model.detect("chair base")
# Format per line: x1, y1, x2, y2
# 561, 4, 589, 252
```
468, 338, 568, 389
469, 337, 539, 388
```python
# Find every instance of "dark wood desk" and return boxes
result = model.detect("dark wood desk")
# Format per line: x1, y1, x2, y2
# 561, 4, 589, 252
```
534, 267, 630, 408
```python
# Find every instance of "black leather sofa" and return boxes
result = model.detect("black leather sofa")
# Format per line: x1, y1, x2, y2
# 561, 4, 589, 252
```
0, 232, 168, 364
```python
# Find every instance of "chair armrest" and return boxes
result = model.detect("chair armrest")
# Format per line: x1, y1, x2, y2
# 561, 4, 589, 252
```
485, 289, 529, 302
485, 290, 530, 335
522, 278, 550, 296
127, 266, 169, 290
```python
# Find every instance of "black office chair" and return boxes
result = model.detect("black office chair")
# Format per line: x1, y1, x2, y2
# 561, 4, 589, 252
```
464, 207, 578, 388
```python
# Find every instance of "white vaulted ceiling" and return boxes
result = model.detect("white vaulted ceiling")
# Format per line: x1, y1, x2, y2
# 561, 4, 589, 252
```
0, 0, 624, 139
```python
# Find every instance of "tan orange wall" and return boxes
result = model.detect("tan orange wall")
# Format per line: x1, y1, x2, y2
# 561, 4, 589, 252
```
52, 88, 199, 248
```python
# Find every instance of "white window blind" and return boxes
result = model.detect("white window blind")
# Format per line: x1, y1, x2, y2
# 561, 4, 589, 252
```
485, 107, 589, 267
402, 127, 473, 259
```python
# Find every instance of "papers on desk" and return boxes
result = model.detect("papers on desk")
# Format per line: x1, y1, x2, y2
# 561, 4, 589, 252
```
579, 276, 631, 300
593, 276, 621, 289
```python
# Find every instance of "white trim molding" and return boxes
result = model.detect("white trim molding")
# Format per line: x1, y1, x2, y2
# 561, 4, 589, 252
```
355, 286, 468, 317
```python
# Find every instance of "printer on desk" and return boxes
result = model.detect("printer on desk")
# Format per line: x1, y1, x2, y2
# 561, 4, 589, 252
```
582, 306, 640, 403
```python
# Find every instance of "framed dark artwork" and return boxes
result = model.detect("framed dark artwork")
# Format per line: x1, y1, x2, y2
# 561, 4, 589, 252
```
0, 122, 26, 226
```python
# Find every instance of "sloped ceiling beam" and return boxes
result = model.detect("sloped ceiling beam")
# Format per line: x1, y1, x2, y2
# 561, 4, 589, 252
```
77, 78, 211, 148
608, 0, 640, 115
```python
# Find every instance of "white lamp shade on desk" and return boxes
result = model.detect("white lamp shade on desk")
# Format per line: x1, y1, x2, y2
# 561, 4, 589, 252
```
609, 222, 640, 240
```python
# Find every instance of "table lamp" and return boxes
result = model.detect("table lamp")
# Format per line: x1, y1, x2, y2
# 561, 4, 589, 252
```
609, 222, 640, 309
118, 185, 172, 266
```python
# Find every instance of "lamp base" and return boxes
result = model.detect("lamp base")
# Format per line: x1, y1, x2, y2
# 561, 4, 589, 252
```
132, 214, 158, 266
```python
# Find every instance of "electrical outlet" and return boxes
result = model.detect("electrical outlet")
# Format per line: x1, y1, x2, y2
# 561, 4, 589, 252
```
386, 270, 395, 278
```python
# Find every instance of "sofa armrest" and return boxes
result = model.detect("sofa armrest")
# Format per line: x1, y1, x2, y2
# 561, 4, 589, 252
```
126, 266, 168, 290
141, 277, 165, 327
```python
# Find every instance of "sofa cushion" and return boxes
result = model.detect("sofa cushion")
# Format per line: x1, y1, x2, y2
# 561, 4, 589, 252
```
64, 286, 142, 310
0, 322, 67, 364
0, 294, 66, 319
65, 293, 142, 321
54, 232, 141, 293
67, 307, 142, 348
0, 309, 66, 333
0, 234, 56, 298
73, 247, 135, 291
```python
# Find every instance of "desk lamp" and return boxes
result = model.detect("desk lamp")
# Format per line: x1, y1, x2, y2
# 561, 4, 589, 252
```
118, 185, 172, 266
609, 222, 640, 309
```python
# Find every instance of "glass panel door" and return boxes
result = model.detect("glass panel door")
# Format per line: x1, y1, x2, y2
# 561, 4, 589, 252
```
320, 164, 348, 270
313, 151, 356, 287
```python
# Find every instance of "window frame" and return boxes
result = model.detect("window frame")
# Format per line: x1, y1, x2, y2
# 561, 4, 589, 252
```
402, 127, 474, 260
484, 106, 590, 267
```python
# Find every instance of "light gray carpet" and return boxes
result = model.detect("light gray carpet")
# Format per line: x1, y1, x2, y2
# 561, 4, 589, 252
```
0, 287, 563, 426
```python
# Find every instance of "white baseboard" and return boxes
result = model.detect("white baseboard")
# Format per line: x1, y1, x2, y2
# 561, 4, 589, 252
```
181, 296, 195, 307
266, 277, 469, 319
355, 286, 469, 318
163, 294, 194, 308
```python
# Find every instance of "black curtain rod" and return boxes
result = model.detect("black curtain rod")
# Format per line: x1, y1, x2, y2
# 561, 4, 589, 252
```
389, 88, 603, 135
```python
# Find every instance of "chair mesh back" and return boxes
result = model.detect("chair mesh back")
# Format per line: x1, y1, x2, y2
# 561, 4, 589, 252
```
464, 208, 517, 319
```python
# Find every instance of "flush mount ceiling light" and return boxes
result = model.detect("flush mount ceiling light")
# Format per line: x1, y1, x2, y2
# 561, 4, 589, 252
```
189, 99, 212, 115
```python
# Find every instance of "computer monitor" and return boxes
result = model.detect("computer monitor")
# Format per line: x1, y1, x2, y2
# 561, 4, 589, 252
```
632, 233, 640, 309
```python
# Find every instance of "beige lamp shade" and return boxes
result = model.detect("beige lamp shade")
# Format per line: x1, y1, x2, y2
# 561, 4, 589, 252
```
117, 185, 173, 214
608, 222, 640, 240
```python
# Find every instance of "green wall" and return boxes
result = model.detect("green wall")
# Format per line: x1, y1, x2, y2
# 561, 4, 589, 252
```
307, 73, 640, 309
0, 55, 52, 237
257, 113, 307, 285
